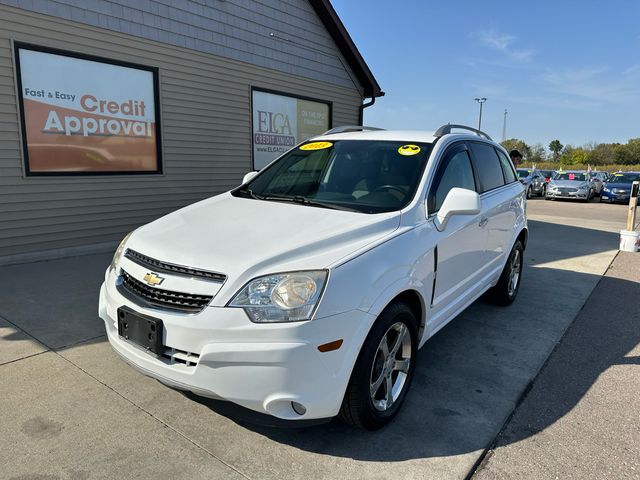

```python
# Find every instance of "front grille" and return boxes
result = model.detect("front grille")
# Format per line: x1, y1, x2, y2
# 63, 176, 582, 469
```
125, 249, 226, 282
160, 346, 200, 367
613, 189, 629, 194
558, 187, 578, 194
118, 270, 213, 313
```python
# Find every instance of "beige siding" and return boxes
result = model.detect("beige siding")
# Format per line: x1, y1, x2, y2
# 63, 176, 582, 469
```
0, 4, 362, 258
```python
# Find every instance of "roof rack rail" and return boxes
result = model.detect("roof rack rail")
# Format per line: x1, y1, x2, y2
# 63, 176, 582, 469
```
323, 125, 385, 135
434, 124, 492, 141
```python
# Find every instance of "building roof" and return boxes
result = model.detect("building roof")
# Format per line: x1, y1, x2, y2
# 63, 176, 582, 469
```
308, 0, 384, 98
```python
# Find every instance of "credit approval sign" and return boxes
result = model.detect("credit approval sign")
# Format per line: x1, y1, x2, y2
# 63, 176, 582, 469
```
252, 89, 330, 170
16, 45, 161, 174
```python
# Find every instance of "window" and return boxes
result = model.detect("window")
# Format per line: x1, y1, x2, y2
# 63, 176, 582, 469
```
15, 43, 161, 176
428, 148, 476, 213
496, 149, 517, 183
469, 142, 506, 192
252, 88, 332, 170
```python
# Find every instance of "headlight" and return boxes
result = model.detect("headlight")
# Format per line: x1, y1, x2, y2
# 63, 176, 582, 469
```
229, 270, 328, 323
110, 231, 133, 272
603, 186, 610, 192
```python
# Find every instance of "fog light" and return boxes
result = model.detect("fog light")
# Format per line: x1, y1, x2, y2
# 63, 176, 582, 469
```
291, 401, 307, 416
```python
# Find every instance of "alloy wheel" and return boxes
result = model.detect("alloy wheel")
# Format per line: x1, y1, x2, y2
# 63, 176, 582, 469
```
508, 248, 521, 297
369, 322, 412, 412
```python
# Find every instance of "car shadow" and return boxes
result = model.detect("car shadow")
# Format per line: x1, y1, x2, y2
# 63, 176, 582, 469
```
184, 265, 638, 461
490, 256, 640, 451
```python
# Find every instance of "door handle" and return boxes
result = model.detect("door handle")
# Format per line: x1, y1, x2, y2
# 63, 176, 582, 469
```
479, 216, 488, 228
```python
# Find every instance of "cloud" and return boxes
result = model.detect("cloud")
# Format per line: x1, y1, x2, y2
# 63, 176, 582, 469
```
623, 64, 640, 75
510, 49, 535, 61
539, 67, 640, 105
471, 29, 534, 62
476, 30, 515, 52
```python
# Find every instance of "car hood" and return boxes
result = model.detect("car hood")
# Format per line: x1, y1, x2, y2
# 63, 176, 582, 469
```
605, 182, 631, 190
550, 180, 590, 188
126, 192, 401, 281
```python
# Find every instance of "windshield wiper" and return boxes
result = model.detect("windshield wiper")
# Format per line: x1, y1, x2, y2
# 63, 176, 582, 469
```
235, 187, 266, 200
261, 194, 361, 212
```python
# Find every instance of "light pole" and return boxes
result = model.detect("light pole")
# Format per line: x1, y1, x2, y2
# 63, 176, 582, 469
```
502, 109, 508, 141
474, 97, 487, 131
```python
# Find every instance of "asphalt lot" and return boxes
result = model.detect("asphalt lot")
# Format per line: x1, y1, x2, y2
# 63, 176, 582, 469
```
0, 198, 633, 480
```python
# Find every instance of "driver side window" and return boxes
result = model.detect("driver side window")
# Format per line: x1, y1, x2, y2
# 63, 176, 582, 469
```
428, 147, 476, 213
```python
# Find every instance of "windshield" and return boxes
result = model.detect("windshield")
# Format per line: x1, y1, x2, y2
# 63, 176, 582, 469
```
538, 170, 553, 177
608, 173, 640, 183
234, 140, 432, 214
554, 172, 587, 181
517, 170, 531, 178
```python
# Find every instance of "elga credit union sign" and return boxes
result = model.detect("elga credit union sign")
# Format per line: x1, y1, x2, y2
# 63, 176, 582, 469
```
15, 45, 161, 175
252, 89, 331, 170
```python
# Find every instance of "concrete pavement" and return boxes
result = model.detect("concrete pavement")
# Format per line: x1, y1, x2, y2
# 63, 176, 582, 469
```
0, 199, 629, 479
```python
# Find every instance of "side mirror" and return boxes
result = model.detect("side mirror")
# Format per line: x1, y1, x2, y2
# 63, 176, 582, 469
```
434, 188, 481, 232
242, 171, 258, 184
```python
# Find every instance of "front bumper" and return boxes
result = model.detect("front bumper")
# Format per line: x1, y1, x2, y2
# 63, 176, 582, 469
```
600, 191, 630, 203
546, 190, 589, 200
99, 269, 374, 420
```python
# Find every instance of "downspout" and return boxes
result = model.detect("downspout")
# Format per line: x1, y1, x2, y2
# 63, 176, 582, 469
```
358, 95, 378, 126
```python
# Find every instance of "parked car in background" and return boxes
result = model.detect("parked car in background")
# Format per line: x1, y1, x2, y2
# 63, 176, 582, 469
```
537, 169, 555, 183
99, 124, 527, 430
589, 172, 607, 195
600, 171, 640, 203
546, 171, 595, 202
517, 169, 547, 198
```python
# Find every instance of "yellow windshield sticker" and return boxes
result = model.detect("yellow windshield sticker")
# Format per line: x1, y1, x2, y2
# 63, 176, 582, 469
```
615, 173, 623, 176
300, 141, 333, 151
398, 144, 421, 156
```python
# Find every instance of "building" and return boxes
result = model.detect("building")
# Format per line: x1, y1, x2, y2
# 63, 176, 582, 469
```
0, 0, 382, 263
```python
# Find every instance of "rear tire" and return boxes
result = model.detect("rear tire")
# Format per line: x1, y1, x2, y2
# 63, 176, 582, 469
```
339, 302, 418, 430
486, 240, 524, 306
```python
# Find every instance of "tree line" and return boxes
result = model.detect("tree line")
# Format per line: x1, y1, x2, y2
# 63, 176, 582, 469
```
500, 138, 640, 166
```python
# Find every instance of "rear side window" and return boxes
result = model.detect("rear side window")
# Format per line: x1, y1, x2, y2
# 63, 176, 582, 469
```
429, 149, 476, 213
469, 142, 506, 192
496, 149, 517, 183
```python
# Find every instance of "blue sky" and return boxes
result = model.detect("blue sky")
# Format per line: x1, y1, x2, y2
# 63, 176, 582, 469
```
332, 0, 640, 149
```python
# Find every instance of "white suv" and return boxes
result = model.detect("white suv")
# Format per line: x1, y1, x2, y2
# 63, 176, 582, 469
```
99, 124, 527, 430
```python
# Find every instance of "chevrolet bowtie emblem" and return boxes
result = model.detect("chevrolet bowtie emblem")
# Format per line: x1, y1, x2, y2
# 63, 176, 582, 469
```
143, 272, 165, 286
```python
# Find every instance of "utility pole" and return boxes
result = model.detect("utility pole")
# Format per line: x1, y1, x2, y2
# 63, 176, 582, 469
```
474, 97, 487, 131
502, 109, 508, 141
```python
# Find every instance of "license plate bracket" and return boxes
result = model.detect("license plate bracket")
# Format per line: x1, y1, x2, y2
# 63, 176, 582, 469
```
117, 307, 163, 355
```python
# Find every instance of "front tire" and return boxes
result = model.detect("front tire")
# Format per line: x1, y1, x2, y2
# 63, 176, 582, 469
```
526, 186, 532, 199
486, 240, 524, 306
339, 302, 418, 430
538, 185, 546, 197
